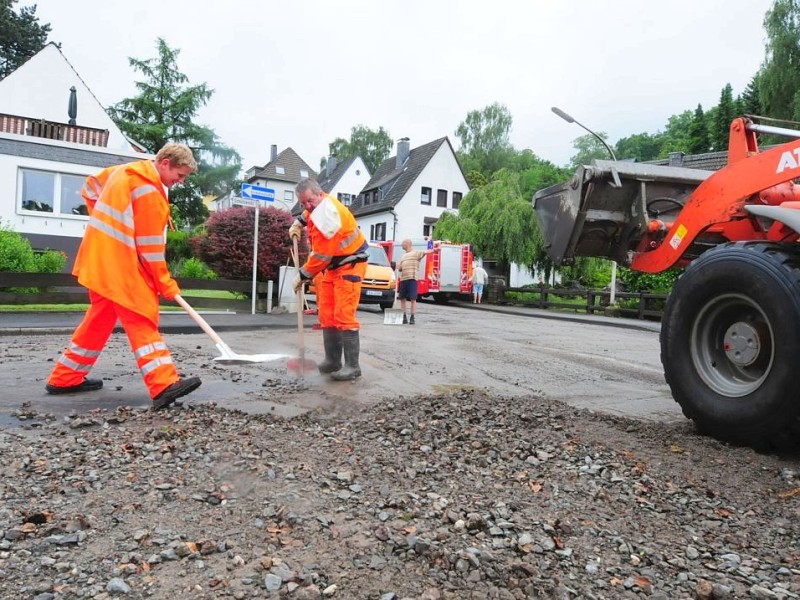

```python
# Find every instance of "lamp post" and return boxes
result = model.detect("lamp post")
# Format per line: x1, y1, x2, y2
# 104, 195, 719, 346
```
551, 106, 618, 304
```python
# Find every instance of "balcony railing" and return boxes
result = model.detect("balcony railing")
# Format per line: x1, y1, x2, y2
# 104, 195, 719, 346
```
0, 113, 109, 147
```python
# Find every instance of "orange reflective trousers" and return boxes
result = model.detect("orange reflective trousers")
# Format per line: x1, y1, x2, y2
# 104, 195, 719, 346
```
316, 261, 367, 330
47, 291, 179, 399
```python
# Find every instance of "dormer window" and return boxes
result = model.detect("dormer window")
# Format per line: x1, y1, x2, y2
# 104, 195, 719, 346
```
276, 166, 285, 174
300, 170, 308, 178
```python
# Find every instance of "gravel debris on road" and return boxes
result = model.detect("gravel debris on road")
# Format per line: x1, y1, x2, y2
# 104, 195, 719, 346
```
1, 390, 799, 599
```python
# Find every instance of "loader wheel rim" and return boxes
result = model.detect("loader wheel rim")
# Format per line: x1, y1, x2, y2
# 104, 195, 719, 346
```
690, 293, 773, 398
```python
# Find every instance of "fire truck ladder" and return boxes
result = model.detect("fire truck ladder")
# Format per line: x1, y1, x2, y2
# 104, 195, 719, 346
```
428, 245, 440, 293
460, 245, 472, 292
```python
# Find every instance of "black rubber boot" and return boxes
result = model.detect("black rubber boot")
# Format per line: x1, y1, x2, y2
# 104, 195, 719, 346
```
331, 330, 361, 381
152, 376, 201, 411
318, 328, 343, 374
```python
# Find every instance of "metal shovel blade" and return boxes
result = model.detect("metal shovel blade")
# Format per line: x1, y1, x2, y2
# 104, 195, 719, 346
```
383, 308, 405, 325
212, 342, 287, 365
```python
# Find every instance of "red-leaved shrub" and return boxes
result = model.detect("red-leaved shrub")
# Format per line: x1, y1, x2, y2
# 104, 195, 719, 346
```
193, 206, 306, 282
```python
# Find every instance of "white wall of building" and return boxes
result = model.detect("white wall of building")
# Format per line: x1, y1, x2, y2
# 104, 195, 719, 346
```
328, 157, 370, 201
394, 144, 467, 242
360, 143, 468, 243
0, 135, 150, 240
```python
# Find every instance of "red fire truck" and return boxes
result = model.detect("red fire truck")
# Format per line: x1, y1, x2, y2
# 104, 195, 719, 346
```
379, 239, 474, 303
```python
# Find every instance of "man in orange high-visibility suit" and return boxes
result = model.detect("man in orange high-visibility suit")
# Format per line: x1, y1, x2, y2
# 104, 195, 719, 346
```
46, 143, 202, 410
289, 179, 369, 380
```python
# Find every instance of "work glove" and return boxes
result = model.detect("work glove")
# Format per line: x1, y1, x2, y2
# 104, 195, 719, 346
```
292, 274, 304, 294
289, 219, 303, 240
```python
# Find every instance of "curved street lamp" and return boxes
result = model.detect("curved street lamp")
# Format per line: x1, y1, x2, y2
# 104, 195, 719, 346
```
551, 106, 618, 304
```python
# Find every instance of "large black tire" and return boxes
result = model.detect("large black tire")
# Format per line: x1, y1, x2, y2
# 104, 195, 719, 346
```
661, 242, 800, 449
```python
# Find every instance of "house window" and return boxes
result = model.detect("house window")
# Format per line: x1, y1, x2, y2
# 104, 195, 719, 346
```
370, 222, 386, 241
452, 191, 462, 209
300, 170, 309, 178
437, 189, 447, 207
61, 174, 86, 215
19, 169, 88, 216
423, 224, 433, 238
420, 186, 431, 205
275, 166, 285, 174
284, 190, 294, 202
338, 193, 352, 206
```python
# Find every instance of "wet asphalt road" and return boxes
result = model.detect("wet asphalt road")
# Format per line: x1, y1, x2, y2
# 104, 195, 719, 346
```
0, 301, 679, 430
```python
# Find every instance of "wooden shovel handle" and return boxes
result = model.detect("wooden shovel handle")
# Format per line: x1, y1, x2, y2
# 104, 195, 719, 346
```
292, 239, 306, 363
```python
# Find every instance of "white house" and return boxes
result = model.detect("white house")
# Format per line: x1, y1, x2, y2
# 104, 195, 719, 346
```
0, 43, 148, 268
316, 155, 371, 207
349, 137, 469, 243
210, 146, 317, 213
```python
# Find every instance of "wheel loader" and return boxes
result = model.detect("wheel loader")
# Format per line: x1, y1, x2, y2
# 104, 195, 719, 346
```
533, 116, 800, 449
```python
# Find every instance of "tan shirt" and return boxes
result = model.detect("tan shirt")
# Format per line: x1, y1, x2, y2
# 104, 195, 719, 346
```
398, 250, 426, 281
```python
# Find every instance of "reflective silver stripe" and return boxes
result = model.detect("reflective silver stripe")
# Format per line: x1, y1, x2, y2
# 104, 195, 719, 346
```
93, 199, 135, 230
82, 177, 100, 200
132, 184, 159, 201
87, 217, 136, 249
338, 231, 359, 251
140, 356, 174, 375
69, 342, 101, 358
134, 341, 168, 359
141, 252, 165, 262
311, 251, 332, 262
57, 355, 91, 373
136, 235, 164, 245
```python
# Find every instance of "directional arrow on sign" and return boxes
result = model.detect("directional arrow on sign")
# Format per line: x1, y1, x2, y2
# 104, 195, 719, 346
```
241, 183, 276, 202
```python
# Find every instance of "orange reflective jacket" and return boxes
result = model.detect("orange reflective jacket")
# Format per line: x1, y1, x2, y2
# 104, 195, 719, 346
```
73, 159, 178, 325
299, 195, 367, 279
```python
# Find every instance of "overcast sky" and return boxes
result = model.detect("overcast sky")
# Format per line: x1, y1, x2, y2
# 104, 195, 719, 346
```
32, 0, 773, 173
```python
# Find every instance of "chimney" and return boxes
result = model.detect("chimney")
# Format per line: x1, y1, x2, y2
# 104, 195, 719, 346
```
271, 144, 278, 162
326, 155, 338, 177
668, 151, 685, 167
396, 137, 410, 169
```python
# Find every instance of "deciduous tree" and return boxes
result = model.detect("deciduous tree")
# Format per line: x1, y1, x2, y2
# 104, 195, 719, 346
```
758, 0, 800, 121
455, 103, 515, 176
434, 169, 544, 275
324, 125, 392, 174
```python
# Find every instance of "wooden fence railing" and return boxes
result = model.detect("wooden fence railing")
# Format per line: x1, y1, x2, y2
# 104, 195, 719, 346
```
495, 284, 668, 321
0, 272, 269, 313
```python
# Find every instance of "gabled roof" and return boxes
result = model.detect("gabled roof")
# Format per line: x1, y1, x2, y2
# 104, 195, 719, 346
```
249, 147, 317, 184
349, 137, 458, 217
647, 150, 728, 171
317, 155, 358, 193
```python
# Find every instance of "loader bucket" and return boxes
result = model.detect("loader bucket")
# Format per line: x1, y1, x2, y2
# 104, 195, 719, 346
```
532, 160, 711, 265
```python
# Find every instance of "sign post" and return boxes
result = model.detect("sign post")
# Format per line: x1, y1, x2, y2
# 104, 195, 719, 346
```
239, 184, 275, 314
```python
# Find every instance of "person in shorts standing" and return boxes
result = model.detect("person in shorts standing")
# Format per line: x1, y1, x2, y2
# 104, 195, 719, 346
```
472, 262, 489, 303
397, 238, 433, 324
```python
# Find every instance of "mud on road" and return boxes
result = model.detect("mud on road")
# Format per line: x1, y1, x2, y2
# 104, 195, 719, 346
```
1, 303, 679, 427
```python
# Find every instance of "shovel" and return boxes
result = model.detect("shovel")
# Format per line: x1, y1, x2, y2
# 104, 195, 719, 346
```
174, 294, 287, 365
287, 239, 317, 376
383, 298, 405, 325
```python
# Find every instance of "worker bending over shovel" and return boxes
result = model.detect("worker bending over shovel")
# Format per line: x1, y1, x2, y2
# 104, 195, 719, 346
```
289, 179, 369, 380
45, 144, 202, 410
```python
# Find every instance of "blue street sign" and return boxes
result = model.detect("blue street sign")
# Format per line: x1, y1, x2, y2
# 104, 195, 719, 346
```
241, 183, 275, 202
